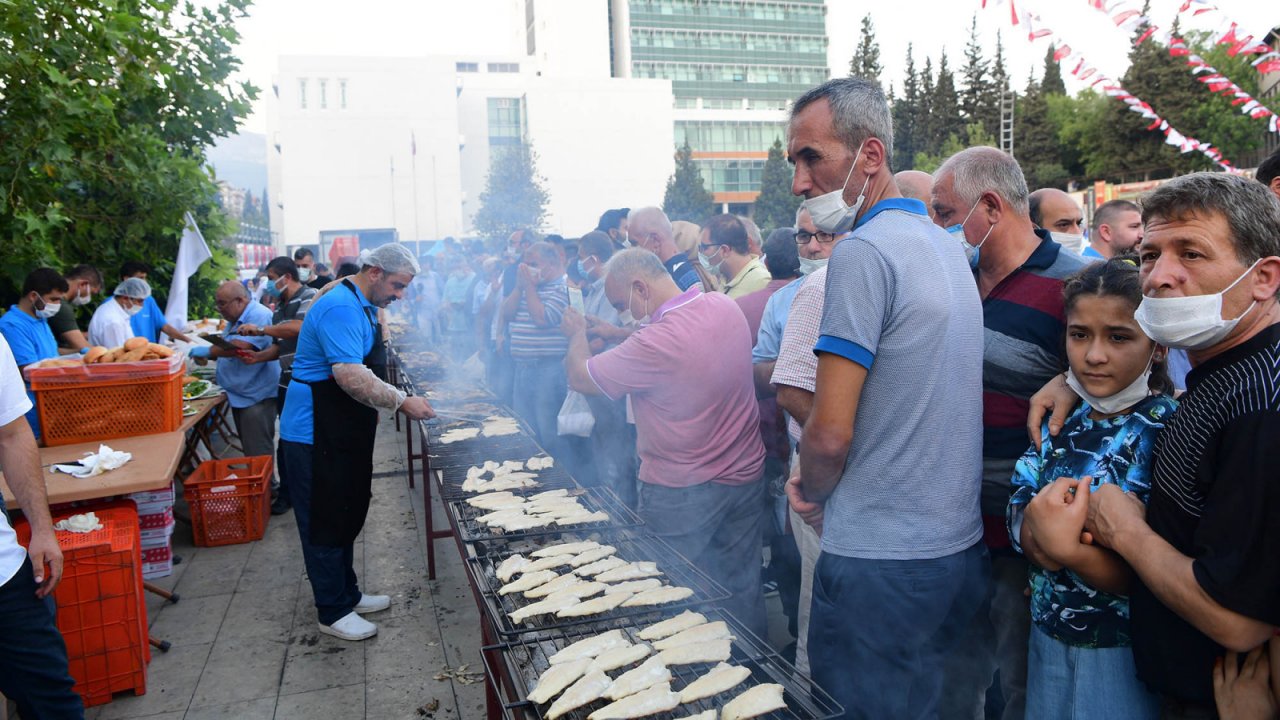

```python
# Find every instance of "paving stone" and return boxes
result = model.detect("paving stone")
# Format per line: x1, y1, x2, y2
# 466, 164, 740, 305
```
181, 697, 276, 720
280, 626, 366, 696
172, 544, 254, 599
216, 584, 297, 643
147, 593, 232, 648
188, 635, 287, 708
96, 642, 212, 719
274, 684, 365, 720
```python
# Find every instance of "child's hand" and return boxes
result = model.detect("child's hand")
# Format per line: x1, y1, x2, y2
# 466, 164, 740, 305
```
1024, 477, 1091, 567
1213, 645, 1277, 720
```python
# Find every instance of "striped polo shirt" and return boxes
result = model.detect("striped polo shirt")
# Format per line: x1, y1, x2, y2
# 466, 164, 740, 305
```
508, 275, 569, 360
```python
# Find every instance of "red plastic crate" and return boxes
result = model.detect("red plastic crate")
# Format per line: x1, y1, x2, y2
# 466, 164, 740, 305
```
15, 502, 148, 707
182, 455, 274, 547
26, 356, 184, 447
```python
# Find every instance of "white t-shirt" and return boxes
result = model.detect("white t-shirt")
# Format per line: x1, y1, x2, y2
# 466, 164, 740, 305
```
0, 335, 34, 585
88, 297, 134, 348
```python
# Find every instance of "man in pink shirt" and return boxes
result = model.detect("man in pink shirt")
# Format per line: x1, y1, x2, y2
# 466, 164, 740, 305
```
562, 248, 768, 637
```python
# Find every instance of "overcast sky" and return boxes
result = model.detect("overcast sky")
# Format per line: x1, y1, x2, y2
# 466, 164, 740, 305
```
230, 0, 1275, 134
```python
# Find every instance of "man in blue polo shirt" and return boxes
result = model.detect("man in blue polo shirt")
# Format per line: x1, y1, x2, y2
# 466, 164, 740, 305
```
0, 268, 69, 439
279, 244, 434, 642
118, 261, 192, 344
787, 77, 989, 719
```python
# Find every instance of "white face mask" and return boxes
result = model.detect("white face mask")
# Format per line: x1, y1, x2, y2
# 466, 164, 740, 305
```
1051, 232, 1087, 254
298, 267, 313, 282
1064, 349, 1155, 415
698, 247, 724, 276
802, 143, 868, 234
798, 256, 827, 275
124, 301, 143, 317
34, 298, 61, 319
71, 287, 92, 306
623, 286, 650, 325
1134, 260, 1261, 351
946, 200, 993, 268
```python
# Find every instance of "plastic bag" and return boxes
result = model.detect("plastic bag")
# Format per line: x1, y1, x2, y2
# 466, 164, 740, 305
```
557, 390, 595, 437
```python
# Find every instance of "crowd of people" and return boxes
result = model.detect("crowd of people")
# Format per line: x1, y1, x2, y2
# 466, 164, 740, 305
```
0, 74, 1278, 719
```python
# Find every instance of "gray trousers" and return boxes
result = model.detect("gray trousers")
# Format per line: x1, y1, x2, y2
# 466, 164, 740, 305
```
638, 475, 767, 640
232, 398, 278, 483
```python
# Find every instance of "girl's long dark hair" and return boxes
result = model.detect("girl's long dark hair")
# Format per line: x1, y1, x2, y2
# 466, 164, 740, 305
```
1063, 255, 1175, 396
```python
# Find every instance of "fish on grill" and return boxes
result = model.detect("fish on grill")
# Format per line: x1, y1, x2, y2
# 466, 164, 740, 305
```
495, 554, 530, 582
568, 546, 618, 567
528, 657, 591, 704
438, 427, 480, 444
620, 586, 693, 607
546, 669, 612, 720
636, 611, 706, 641
573, 556, 628, 577
588, 681, 680, 719
467, 492, 526, 510
602, 656, 671, 701
509, 592, 582, 624
672, 711, 715, 720
531, 540, 601, 558
525, 573, 589, 598
527, 579, 605, 602
651, 621, 731, 651
595, 562, 663, 583
522, 554, 578, 573
548, 629, 627, 664
526, 456, 556, 471
602, 578, 663, 595
555, 590, 633, 617
495, 514, 557, 532
676, 662, 751, 703
553, 510, 611, 526
653, 638, 732, 667
586, 642, 651, 673
498, 569, 558, 595
721, 683, 787, 720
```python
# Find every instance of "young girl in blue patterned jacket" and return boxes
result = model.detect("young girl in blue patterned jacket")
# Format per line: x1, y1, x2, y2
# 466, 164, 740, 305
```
1008, 257, 1178, 719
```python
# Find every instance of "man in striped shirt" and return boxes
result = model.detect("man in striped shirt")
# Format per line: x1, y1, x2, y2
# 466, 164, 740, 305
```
501, 241, 570, 460
931, 147, 1088, 720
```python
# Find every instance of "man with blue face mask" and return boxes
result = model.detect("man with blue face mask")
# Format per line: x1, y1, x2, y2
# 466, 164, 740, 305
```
930, 147, 1089, 720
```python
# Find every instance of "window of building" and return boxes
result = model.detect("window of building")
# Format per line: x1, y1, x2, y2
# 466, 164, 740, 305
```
339, 79, 347, 109
319, 79, 327, 109
487, 97, 524, 147
456, 62, 479, 73
487, 62, 519, 73
298, 79, 307, 109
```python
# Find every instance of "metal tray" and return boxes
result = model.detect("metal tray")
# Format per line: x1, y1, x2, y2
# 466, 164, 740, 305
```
448, 486, 642, 544
482, 607, 843, 720
467, 531, 729, 638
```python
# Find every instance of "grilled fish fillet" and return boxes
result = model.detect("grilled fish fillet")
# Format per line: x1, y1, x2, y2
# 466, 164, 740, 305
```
602, 657, 672, 701
526, 456, 556, 471
621, 586, 693, 607
653, 638, 732, 666
672, 711, 715, 720
546, 669, 612, 720
495, 554, 530, 582
556, 590, 633, 617
528, 658, 590, 704
523, 554, 577, 573
652, 621, 731, 651
478, 508, 528, 525
589, 681, 680, 719
596, 562, 663, 583
509, 593, 581, 624
531, 580, 604, 602
528, 487, 568, 501
498, 570, 558, 595
721, 683, 787, 720
677, 662, 751, 703
439, 427, 480, 444
466, 492, 521, 509
554, 510, 610, 526
497, 514, 557, 532
603, 578, 663, 595
548, 629, 627, 665
636, 610, 707, 641
525, 573, 587, 598
532, 540, 600, 558
587, 642, 651, 673
573, 556, 628, 577
568, 545, 618, 567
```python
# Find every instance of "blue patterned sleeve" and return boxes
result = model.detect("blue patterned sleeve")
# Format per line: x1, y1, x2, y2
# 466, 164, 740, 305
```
1117, 396, 1177, 504
1007, 422, 1051, 553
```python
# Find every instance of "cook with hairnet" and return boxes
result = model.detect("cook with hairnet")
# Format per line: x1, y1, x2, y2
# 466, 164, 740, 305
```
87, 277, 152, 348
278, 244, 435, 642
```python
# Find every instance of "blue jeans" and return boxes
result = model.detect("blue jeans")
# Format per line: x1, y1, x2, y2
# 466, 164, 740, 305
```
281, 440, 362, 626
809, 542, 990, 720
512, 357, 568, 460
0, 557, 84, 718
1026, 625, 1159, 720
585, 393, 636, 508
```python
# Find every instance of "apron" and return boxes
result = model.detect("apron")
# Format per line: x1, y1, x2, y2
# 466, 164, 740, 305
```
302, 279, 387, 547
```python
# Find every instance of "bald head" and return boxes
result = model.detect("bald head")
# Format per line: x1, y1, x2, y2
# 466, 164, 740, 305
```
214, 280, 250, 322
1028, 188, 1084, 235
628, 207, 677, 261
216, 280, 249, 301
895, 170, 933, 206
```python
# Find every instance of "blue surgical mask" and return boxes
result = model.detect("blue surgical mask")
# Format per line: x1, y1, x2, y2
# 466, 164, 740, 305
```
947, 200, 993, 269
265, 279, 284, 298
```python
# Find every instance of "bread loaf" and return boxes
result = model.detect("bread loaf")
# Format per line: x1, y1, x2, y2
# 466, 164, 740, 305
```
123, 337, 148, 351
84, 346, 109, 364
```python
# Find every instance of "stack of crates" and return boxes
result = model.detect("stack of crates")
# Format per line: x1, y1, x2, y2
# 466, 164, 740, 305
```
16, 501, 148, 707
129, 483, 176, 578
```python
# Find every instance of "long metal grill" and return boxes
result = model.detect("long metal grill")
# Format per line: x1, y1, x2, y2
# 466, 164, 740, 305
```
467, 530, 729, 639
481, 607, 843, 720
449, 486, 642, 543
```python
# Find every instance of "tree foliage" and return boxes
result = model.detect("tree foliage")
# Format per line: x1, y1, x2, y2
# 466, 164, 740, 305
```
0, 0, 255, 309
850, 14, 883, 88
892, 44, 923, 170
663, 143, 715, 224
474, 144, 550, 241
753, 139, 801, 232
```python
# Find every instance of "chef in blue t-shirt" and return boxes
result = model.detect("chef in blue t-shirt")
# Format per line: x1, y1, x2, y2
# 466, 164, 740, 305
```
278, 243, 434, 643
117, 261, 193, 344
0, 268, 69, 439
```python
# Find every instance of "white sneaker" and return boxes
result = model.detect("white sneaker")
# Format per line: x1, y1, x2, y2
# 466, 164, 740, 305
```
354, 593, 391, 614
319, 612, 377, 641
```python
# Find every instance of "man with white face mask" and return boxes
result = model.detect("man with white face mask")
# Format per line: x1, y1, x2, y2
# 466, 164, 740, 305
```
931, 147, 1088, 720
1029, 188, 1087, 255
0, 268, 69, 438
1028, 172, 1280, 716
88, 277, 151, 349
48, 264, 103, 352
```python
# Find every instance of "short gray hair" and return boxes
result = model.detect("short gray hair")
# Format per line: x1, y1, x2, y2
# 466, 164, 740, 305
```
794, 204, 811, 229
1142, 173, 1280, 267
934, 146, 1030, 217
790, 77, 894, 169
605, 248, 668, 285
360, 243, 421, 275
113, 277, 151, 299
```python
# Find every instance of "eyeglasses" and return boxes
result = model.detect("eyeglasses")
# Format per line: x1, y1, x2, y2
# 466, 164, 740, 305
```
698, 243, 720, 253
795, 231, 837, 245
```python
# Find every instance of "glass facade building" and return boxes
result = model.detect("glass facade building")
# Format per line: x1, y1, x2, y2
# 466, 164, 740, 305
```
614, 0, 829, 207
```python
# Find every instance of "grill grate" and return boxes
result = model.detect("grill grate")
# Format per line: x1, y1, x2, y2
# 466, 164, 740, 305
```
429, 433, 549, 474
467, 530, 730, 639
449, 486, 643, 544
482, 607, 843, 720
437, 461, 579, 503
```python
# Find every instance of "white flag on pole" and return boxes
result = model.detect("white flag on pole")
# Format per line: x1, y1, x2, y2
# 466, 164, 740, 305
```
165, 212, 213, 329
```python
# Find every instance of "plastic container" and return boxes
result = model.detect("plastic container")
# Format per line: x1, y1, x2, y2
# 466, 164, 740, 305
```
183, 456, 274, 547
25, 355, 185, 447
14, 502, 148, 707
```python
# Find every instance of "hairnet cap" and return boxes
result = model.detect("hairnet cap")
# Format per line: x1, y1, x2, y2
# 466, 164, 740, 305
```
113, 277, 152, 299
360, 243, 421, 276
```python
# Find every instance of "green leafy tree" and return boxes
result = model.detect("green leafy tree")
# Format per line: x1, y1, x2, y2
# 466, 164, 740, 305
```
917, 57, 936, 156
1015, 71, 1069, 189
474, 144, 550, 241
0, 0, 255, 307
891, 44, 923, 170
914, 123, 998, 173
663, 143, 715, 224
849, 14, 883, 88
1041, 46, 1066, 96
960, 16, 998, 137
925, 53, 963, 156
753, 139, 801, 231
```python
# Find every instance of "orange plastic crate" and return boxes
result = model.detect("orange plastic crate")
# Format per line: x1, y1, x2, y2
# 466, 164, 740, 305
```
27, 356, 184, 447
15, 503, 148, 707
183, 455, 274, 547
